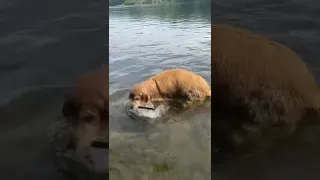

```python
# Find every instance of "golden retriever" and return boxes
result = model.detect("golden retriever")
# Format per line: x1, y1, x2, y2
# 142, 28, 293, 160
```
129, 69, 211, 110
211, 24, 320, 153
62, 65, 108, 158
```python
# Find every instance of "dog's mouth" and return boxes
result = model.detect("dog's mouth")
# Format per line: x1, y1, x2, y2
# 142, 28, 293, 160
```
66, 140, 109, 150
91, 141, 109, 149
138, 106, 155, 110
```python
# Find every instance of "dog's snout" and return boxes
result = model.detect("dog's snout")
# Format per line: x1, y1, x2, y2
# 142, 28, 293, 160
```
130, 101, 139, 109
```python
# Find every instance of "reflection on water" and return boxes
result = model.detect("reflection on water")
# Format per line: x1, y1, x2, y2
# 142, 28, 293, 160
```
213, 0, 320, 180
109, 3, 211, 94
0, 0, 107, 179
109, 3, 211, 180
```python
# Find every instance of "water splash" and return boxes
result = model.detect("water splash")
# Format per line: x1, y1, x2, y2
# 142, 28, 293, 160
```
124, 99, 170, 121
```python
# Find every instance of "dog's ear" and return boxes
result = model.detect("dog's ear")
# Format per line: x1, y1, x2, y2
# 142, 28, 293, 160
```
62, 94, 80, 120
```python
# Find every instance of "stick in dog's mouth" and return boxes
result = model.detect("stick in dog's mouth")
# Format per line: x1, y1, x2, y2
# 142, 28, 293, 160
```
138, 106, 155, 110
91, 141, 109, 149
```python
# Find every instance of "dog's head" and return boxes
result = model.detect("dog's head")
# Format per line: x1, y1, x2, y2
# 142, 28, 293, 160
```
62, 67, 109, 158
62, 94, 108, 155
129, 84, 155, 110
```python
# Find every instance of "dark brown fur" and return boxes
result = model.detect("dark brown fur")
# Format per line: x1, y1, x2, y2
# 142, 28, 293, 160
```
62, 65, 108, 157
211, 24, 320, 153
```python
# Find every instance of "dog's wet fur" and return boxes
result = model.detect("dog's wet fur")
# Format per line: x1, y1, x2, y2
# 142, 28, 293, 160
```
128, 69, 211, 111
211, 24, 320, 157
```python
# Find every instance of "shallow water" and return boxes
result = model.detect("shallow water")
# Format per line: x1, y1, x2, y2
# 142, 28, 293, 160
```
109, 89, 211, 180
109, 3, 211, 180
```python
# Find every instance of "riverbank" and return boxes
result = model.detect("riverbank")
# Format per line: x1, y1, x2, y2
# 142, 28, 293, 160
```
109, 0, 209, 6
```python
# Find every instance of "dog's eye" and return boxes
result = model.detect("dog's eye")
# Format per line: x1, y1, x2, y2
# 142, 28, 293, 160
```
134, 97, 140, 100
129, 93, 134, 99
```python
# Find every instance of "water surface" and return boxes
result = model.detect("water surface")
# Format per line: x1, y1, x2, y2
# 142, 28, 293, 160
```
0, 0, 107, 179
109, 3, 211, 180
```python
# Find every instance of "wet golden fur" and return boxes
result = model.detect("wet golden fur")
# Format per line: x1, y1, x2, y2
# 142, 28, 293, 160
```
129, 69, 211, 109
211, 24, 320, 153
62, 65, 108, 157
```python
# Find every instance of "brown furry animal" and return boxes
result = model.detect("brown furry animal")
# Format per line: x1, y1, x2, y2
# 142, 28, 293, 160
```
129, 69, 211, 109
62, 65, 108, 158
211, 24, 320, 153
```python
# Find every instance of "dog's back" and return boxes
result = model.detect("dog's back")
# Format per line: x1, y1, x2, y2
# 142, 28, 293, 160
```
150, 69, 211, 97
211, 24, 320, 113
211, 24, 320, 154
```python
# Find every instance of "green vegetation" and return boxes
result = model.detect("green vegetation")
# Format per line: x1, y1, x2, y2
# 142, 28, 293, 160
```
153, 162, 170, 172
109, 0, 209, 6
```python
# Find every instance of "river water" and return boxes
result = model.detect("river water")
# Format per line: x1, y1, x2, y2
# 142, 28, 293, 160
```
109, 3, 211, 180
0, 0, 107, 179
1, 0, 320, 180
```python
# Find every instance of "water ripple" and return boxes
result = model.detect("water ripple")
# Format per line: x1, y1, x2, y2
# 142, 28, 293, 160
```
109, 4, 211, 180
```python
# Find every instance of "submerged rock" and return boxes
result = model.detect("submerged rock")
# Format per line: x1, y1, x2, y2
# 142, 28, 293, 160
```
127, 104, 169, 121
